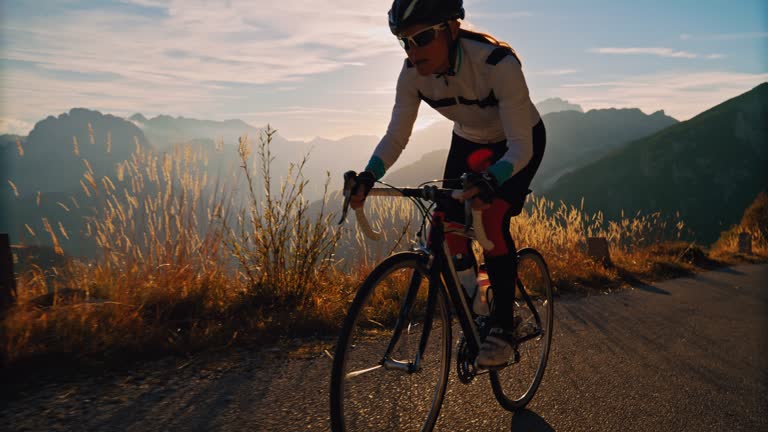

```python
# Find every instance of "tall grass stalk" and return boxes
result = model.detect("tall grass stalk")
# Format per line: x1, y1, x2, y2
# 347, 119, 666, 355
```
3, 137, 245, 365
222, 126, 341, 306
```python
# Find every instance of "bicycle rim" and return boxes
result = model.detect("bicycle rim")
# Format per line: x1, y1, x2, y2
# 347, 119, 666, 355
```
490, 248, 554, 411
330, 252, 452, 432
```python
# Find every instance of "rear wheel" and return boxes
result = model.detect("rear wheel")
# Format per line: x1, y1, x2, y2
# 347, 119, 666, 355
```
330, 252, 452, 432
490, 248, 554, 411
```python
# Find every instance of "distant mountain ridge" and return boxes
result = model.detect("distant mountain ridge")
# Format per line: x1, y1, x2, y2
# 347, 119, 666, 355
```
534, 108, 678, 189
5, 85, 763, 252
383, 108, 678, 190
544, 82, 768, 243
535, 97, 583, 115
0, 108, 154, 254
130, 113, 261, 150
3, 108, 152, 196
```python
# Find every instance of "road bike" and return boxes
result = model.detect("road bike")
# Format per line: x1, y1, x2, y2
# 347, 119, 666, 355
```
330, 174, 554, 432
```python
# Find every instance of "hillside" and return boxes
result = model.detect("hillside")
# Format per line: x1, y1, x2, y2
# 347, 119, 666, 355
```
544, 83, 768, 244
0, 134, 24, 190
130, 113, 265, 150
130, 113, 383, 199
535, 108, 678, 189
383, 149, 449, 186
382, 108, 678, 190
3, 108, 153, 196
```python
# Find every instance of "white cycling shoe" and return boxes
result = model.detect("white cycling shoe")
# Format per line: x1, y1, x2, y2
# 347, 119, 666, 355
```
476, 327, 514, 369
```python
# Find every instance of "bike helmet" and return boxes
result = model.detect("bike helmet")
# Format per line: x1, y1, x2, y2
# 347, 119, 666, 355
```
388, 0, 465, 35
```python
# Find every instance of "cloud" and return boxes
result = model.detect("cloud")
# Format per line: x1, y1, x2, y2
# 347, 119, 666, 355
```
239, 107, 360, 118
537, 69, 579, 76
680, 32, 768, 41
3, 1, 402, 88
119, 0, 169, 7
556, 71, 768, 120
590, 47, 698, 59
1, 0, 406, 134
341, 85, 397, 96
0, 118, 35, 135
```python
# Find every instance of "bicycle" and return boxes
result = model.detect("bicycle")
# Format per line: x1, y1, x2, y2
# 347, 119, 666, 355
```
330, 173, 554, 432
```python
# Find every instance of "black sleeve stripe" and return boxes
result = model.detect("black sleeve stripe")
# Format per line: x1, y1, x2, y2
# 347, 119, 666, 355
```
458, 91, 498, 108
486, 47, 521, 66
419, 91, 499, 109
418, 91, 456, 108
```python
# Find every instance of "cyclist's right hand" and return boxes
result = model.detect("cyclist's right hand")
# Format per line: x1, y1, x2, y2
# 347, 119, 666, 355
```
344, 170, 375, 209
462, 171, 498, 210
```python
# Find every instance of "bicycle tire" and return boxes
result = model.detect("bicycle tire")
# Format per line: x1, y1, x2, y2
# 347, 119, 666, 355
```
330, 251, 452, 432
489, 248, 554, 411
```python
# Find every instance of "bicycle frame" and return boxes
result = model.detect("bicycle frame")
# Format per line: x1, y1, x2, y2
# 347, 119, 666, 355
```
332, 180, 554, 428
378, 211, 483, 373
340, 183, 544, 375
430, 212, 483, 355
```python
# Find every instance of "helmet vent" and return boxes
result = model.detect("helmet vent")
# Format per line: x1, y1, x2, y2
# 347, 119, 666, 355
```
402, 0, 420, 21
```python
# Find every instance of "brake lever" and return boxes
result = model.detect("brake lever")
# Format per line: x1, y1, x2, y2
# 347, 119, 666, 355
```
338, 170, 357, 225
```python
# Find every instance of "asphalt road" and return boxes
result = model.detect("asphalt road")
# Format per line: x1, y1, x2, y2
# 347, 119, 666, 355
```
2, 264, 767, 431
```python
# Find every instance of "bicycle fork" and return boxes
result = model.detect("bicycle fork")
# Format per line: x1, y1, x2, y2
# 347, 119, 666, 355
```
380, 269, 439, 374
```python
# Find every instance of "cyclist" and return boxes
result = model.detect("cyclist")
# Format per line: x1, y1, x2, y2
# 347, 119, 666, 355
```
348, 0, 546, 368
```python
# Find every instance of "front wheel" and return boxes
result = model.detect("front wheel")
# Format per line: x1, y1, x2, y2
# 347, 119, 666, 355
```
330, 252, 452, 432
490, 248, 554, 411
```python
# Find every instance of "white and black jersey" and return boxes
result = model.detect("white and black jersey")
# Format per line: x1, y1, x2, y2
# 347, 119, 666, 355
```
366, 36, 541, 184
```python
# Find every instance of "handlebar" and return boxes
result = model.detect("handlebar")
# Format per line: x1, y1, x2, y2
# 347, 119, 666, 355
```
340, 185, 496, 251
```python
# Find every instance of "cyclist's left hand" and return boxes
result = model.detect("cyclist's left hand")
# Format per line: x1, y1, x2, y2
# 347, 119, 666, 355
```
348, 171, 375, 210
463, 171, 498, 210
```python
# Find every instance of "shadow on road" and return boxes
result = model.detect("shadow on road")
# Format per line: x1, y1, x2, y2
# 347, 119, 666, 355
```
633, 283, 671, 295
711, 267, 744, 275
616, 266, 671, 295
509, 409, 554, 431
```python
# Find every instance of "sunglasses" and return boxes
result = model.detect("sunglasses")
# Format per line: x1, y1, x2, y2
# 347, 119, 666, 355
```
397, 23, 446, 51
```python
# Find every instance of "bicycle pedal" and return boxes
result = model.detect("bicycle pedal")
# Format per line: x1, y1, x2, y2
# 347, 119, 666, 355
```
475, 361, 512, 372
473, 351, 520, 371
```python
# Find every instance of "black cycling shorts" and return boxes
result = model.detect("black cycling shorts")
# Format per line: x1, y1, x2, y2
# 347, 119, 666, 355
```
439, 119, 546, 222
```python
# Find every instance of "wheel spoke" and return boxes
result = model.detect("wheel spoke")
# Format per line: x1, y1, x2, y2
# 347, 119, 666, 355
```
330, 253, 451, 432
490, 249, 554, 412
345, 364, 383, 380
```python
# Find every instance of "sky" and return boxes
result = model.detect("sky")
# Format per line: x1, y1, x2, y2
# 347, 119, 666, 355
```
1, 0, 766, 140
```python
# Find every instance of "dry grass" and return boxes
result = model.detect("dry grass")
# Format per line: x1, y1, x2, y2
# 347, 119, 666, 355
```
337, 193, 718, 293
223, 127, 342, 305
2, 127, 764, 371
710, 225, 768, 262
3, 138, 244, 367
507, 196, 708, 293
1, 127, 363, 370
710, 191, 768, 262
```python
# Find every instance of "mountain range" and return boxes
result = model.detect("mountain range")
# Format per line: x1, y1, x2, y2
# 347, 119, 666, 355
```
545, 82, 767, 243
3, 87, 764, 251
3, 108, 152, 195
535, 97, 584, 116
382, 108, 678, 191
